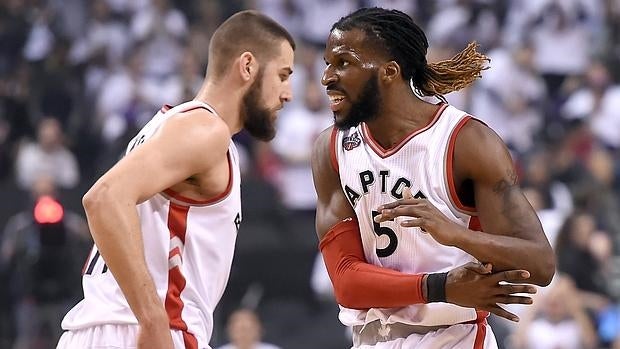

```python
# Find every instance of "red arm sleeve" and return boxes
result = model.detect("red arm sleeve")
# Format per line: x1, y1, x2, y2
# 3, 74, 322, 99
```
319, 217, 427, 309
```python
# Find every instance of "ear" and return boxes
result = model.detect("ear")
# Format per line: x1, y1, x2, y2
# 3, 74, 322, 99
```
238, 52, 257, 82
380, 61, 400, 84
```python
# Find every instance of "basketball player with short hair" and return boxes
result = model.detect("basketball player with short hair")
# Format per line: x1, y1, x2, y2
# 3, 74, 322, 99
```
312, 8, 555, 348
57, 11, 294, 349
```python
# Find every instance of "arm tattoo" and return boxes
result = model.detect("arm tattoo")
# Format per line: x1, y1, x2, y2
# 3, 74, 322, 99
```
492, 170, 532, 235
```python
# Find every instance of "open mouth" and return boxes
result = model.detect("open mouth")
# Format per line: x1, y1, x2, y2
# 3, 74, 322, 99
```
327, 94, 347, 111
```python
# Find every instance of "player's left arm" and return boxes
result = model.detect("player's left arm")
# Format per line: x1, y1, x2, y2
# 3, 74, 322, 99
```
376, 120, 555, 286
454, 120, 555, 285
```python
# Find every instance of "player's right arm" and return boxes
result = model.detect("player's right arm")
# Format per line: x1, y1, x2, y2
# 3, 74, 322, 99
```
312, 127, 537, 321
82, 110, 230, 347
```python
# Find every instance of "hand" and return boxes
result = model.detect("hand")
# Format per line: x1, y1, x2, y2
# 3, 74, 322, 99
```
444, 262, 537, 322
138, 317, 174, 349
375, 187, 463, 246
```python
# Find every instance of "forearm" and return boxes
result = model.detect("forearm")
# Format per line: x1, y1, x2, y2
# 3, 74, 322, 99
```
320, 218, 426, 309
451, 227, 554, 285
84, 193, 166, 324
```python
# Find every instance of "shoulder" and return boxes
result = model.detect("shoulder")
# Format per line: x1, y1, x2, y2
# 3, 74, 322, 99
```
159, 108, 231, 154
455, 117, 508, 159
312, 125, 337, 170
454, 117, 513, 179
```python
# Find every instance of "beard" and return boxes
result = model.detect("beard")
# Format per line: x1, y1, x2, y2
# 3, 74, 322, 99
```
334, 72, 381, 129
242, 70, 277, 141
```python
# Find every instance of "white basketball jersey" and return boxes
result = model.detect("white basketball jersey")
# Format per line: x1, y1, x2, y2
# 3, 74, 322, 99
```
62, 101, 242, 349
332, 103, 484, 327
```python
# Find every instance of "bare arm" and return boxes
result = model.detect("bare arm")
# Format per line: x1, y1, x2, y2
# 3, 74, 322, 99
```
313, 129, 356, 240
453, 120, 555, 284
82, 111, 229, 328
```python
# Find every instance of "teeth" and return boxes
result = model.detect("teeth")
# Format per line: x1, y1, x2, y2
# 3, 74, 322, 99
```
329, 96, 345, 103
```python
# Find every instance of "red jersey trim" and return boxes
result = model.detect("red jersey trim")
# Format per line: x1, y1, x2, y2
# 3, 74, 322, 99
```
165, 204, 198, 348
163, 151, 233, 206
446, 116, 477, 214
329, 127, 339, 173
468, 216, 482, 231
473, 310, 489, 348
361, 103, 447, 159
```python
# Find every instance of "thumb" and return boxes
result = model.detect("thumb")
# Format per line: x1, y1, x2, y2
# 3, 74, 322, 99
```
403, 186, 414, 199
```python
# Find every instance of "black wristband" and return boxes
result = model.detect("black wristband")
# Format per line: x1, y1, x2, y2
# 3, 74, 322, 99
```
426, 272, 448, 302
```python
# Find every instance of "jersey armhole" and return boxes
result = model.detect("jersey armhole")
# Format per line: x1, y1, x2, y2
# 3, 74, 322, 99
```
446, 116, 477, 214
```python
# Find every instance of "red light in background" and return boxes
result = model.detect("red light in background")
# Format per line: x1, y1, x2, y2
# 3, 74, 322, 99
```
34, 196, 64, 224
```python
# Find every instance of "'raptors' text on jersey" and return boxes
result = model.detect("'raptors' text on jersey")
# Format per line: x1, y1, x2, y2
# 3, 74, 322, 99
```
61, 101, 242, 348
332, 103, 484, 327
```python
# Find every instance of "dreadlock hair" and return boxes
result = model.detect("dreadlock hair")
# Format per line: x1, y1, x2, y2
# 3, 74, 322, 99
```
331, 7, 490, 98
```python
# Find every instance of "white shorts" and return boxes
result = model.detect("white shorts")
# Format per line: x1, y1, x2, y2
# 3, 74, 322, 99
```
56, 324, 208, 349
352, 320, 498, 349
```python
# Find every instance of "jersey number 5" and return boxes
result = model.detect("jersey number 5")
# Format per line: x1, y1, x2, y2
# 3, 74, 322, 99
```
371, 211, 397, 257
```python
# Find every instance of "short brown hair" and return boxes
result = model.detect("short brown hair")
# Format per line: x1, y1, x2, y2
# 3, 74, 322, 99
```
208, 10, 296, 79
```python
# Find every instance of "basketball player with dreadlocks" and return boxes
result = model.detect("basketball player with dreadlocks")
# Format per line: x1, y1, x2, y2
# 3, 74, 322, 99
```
312, 8, 555, 348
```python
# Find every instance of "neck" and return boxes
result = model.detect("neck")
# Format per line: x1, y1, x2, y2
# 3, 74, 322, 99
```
193, 77, 245, 136
364, 83, 440, 149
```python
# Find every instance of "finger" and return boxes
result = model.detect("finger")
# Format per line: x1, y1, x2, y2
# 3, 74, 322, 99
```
483, 263, 493, 272
401, 218, 423, 228
498, 284, 537, 295
463, 262, 492, 275
377, 198, 423, 211
403, 186, 414, 199
487, 304, 520, 322
495, 295, 534, 305
376, 206, 423, 222
491, 270, 531, 283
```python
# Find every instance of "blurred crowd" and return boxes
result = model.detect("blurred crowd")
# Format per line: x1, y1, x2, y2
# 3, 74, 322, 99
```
1, 0, 620, 348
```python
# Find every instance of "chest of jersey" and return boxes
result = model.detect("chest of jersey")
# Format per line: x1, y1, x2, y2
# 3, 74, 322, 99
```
335, 105, 476, 273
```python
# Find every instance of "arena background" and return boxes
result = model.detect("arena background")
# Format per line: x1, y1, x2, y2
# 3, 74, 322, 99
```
1, 0, 620, 348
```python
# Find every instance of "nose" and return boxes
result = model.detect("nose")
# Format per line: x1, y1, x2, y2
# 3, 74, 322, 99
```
281, 84, 293, 103
321, 66, 337, 86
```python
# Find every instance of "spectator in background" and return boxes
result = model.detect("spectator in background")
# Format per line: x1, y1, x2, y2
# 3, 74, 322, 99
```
0, 0, 31, 74
216, 308, 281, 349
296, 0, 357, 48
0, 61, 34, 180
15, 117, 80, 189
130, 0, 188, 78
0, 175, 90, 349
427, 0, 503, 51
526, 0, 596, 99
95, 49, 151, 146
519, 149, 573, 246
561, 61, 620, 149
179, 46, 204, 102
555, 212, 612, 313
511, 274, 598, 349
470, 44, 546, 153
252, 0, 303, 40
68, 0, 129, 67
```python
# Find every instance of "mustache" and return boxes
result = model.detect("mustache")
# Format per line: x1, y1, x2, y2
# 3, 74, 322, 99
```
326, 84, 346, 95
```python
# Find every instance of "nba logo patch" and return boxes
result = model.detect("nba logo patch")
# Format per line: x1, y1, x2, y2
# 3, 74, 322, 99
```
343, 132, 361, 151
